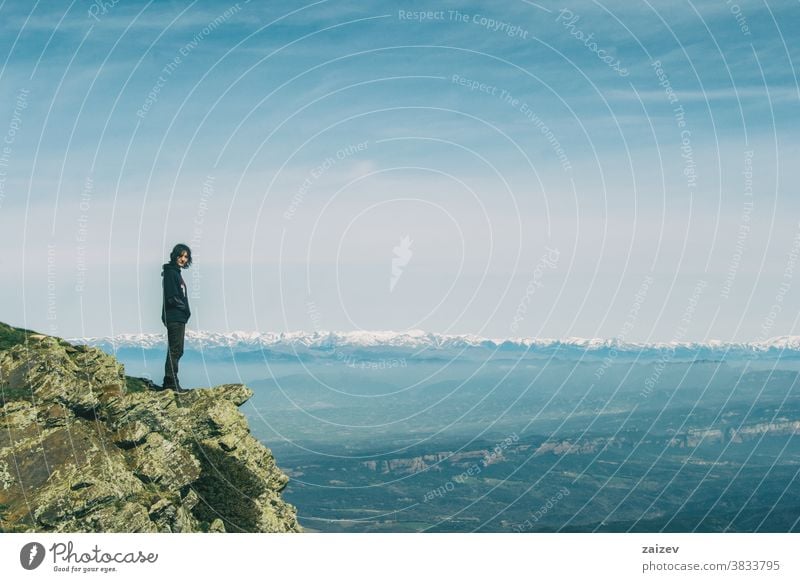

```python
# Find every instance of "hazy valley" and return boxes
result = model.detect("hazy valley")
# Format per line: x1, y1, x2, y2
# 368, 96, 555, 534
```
100, 334, 800, 532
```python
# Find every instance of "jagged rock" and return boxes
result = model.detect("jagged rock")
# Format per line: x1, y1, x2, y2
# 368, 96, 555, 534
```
0, 325, 301, 533
112, 421, 151, 448
129, 432, 202, 489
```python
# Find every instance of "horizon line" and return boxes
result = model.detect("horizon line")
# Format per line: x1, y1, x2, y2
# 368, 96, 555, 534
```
67, 328, 800, 348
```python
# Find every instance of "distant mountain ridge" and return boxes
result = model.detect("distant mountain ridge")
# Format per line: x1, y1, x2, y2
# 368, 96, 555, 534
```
69, 329, 800, 361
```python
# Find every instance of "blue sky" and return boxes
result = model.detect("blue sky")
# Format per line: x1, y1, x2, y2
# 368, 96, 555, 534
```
0, 0, 798, 341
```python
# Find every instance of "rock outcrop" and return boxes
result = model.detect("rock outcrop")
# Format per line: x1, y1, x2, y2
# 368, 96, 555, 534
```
0, 323, 301, 533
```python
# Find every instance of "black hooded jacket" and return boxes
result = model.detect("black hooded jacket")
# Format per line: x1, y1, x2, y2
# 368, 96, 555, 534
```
161, 262, 191, 325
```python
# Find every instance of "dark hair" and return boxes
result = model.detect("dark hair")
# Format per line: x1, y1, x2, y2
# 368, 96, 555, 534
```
169, 243, 192, 268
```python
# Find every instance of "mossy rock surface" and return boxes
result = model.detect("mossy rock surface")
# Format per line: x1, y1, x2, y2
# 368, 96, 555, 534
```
0, 322, 38, 352
0, 323, 301, 533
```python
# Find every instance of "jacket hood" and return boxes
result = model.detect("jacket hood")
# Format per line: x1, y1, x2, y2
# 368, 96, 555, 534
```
162, 262, 181, 275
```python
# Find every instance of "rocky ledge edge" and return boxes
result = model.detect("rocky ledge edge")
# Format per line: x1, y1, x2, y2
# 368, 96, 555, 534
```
0, 329, 301, 533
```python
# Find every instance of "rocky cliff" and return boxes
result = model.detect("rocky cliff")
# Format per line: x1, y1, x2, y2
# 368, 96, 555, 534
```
0, 322, 301, 533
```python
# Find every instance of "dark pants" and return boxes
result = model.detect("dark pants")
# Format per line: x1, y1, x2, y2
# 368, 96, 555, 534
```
163, 321, 186, 388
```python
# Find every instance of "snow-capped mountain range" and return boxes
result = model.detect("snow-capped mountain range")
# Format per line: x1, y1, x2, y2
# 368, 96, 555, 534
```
69, 329, 800, 361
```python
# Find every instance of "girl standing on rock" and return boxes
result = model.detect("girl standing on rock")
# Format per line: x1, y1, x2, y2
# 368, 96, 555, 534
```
161, 243, 192, 393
